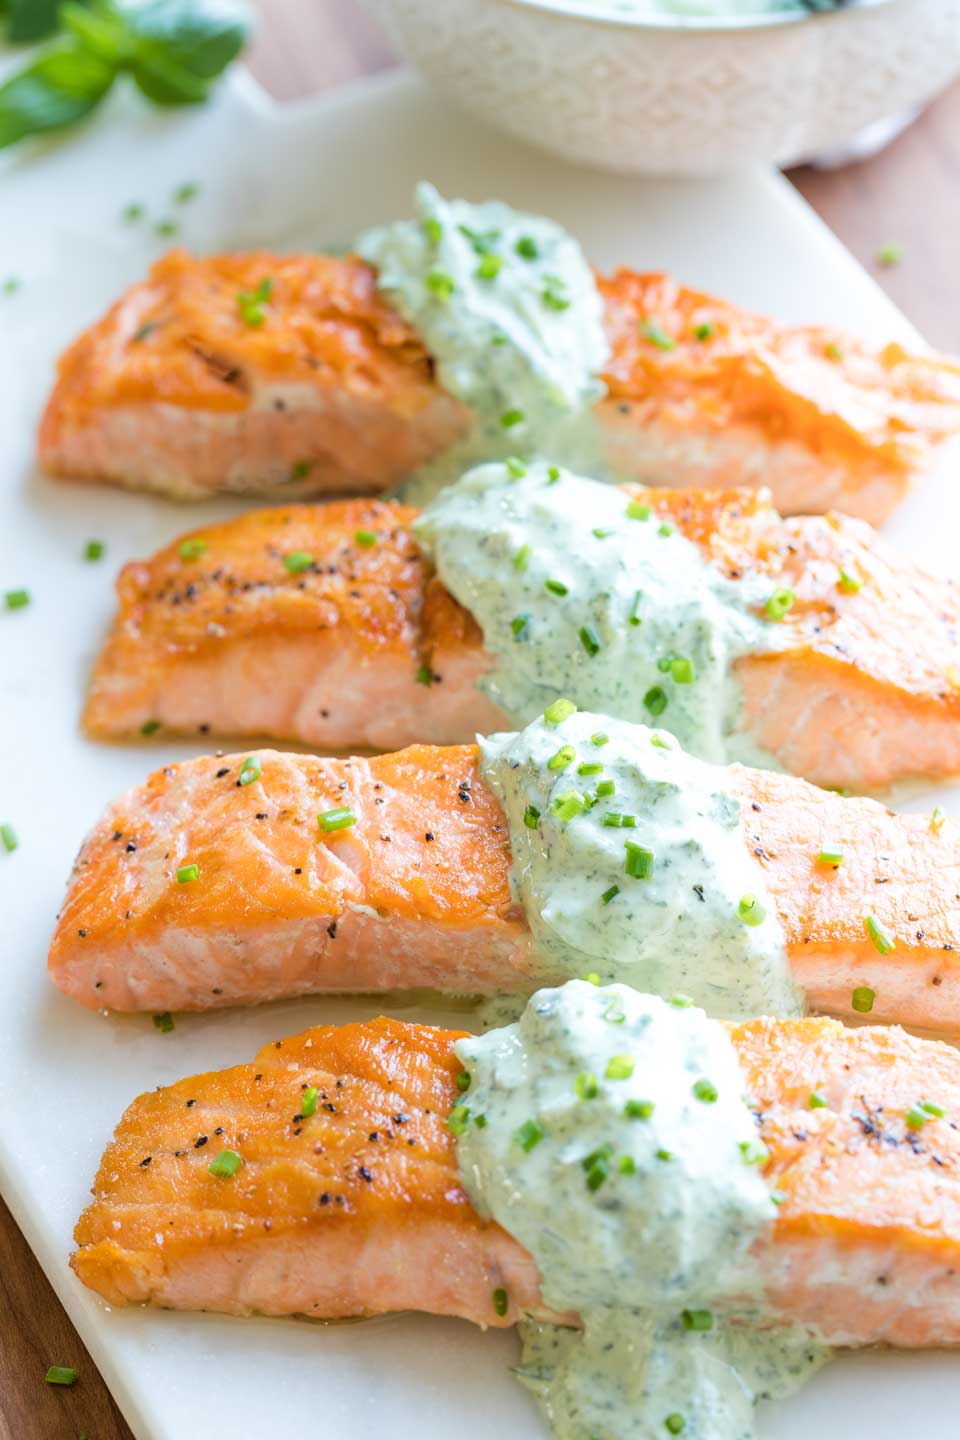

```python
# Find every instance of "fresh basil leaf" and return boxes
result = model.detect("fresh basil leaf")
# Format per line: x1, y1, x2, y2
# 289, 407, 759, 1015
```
6, 0, 65, 44
0, 42, 116, 147
59, 2, 128, 63
127, 0, 249, 81
131, 50, 209, 106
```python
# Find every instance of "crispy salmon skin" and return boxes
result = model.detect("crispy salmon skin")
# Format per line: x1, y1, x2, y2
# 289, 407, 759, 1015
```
83, 486, 960, 792
49, 743, 960, 1032
39, 252, 960, 521
72, 1011, 960, 1350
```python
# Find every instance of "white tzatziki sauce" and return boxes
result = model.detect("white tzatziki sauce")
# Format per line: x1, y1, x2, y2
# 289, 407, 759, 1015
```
357, 184, 609, 500
454, 981, 829, 1440
414, 461, 788, 767
477, 708, 802, 1020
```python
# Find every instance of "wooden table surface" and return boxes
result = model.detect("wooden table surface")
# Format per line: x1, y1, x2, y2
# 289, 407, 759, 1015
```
4, 6, 960, 1438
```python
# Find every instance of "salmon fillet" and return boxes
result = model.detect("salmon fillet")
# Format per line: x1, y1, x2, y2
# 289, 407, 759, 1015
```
38, 252, 469, 501
38, 253, 960, 522
82, 486, 960, 793
72, 1011, 960, 1350
48, 744, 960, 1032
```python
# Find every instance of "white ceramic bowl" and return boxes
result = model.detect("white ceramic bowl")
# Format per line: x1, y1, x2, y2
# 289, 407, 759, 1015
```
361, 0, 960, 175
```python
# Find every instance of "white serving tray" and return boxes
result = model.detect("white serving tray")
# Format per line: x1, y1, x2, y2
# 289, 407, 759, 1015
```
1, 66, 957, 1440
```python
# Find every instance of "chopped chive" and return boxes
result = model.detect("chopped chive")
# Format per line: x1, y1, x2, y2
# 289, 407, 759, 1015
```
581, 972, 601, 985
851, 985, 875, 1014
122, 202, 144, 222
506, 456, 527, 478
177, 537, 208, 562
864, 914, 895, 955
544, 578, 568, 597
547, 745, 575, 772
658, 521, 674, 538
626, 500, 651, 522
514, 1118, 544, 1152
905, 1105, 927, 1131
838, 567, 862, 594
301, 1086, 318, 1116
476, 253, 502, 281
693, 321, 714, 341
457, 224, 500, 254
422, 216, 443, 245
578, 761, 603, 777
629, 591, 643, 627
551, 790, 585, 824
824, 342, 844, 363
513, 543, 531, 571
603, 812, 637, 829
45, 1367, 78, 1386
236, 277, 273, 326
4, 588, 29, 610
605, 1055, 634, 1080
425, 271, 455, 298
174, 181, 198, 204
84, 540, 105, 562
511, 613, 531, 641
625, 1097, 654, 1119
591, 732, 609, 747
238, 756, 262, 787
624, 841, 654, 879
931, 806, 946, 832
596, 779, 615, 798
921, 1100, 946, 1118
604, 1000, 626, 1024
456, 1071, 471, 1093
155, 218, 178, 238
493, 1287, 509, 1317
739, 1139, 769, 1165
650, 733, 673, 750
643, 686, 668, 717
583, 1146, 611, 1190
542, 287, 570, 312
152, 1012, 175, 1033
0, 823, 16, 853
692, 1078, 718, 1103
448, 1103, 471, 1137
474, 1114, 488, 1129
682, 1309, 714, 1332
318, 807, 357, 833
132, 321, 156, 343
737, 894, 766, 927
579, 623, 601, 656
515, 236, 539, 260
670, 656, 694, 684
544, 698, 576, 726
818, 841, 844, 867
416, 665, 435, 686
592, 527, 613, 539
283, 550, 314, 574
618, 1155, 636, 1175
523, 804, 541, 829
656, 1148, 673, 1162
141, 718, 161, 736
670, 993, 694, 1008
208, 1148, 242, 1178
641, 318, 675, 351
600, 883, 620, 906
176, 863, 199, 884
765, 588, 795, 621
500, 409, 525, 429
664, 1413, 686, 1433
575, 1072, 599, 1100
876, 241, 904, 268
808, 1091, 829, 1109
354, 529, 377, 548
